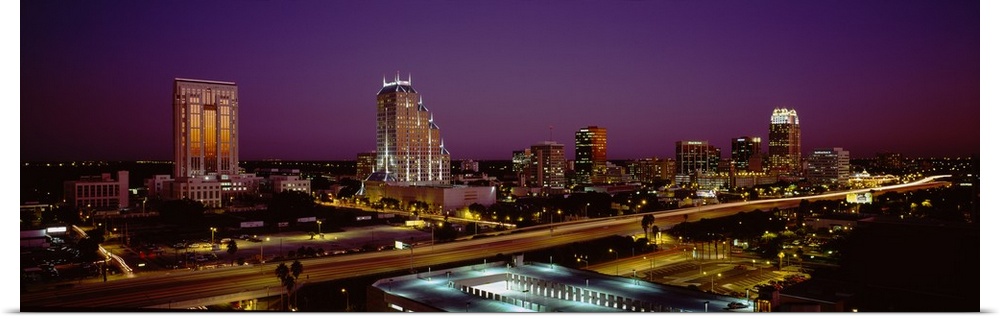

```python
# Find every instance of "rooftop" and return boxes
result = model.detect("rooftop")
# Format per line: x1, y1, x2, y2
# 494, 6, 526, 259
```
371, 259, 752, 312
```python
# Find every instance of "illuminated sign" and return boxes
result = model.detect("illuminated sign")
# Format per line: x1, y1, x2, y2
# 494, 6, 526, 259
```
395, 241, 411, 250
240, 221, 264, 228
297, 217, 316, 223
46, 226, 67, 234
846, 192, 872, 204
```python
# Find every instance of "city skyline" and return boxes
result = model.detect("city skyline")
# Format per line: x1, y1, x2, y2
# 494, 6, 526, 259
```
21, 1, 980, 162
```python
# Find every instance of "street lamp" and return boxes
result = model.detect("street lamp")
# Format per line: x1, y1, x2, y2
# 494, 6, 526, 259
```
317, 220, 323, 238
609, 249, 619, 260
259, 237, 270, 274
210, 227, 217, 245
341, 288, 350, 311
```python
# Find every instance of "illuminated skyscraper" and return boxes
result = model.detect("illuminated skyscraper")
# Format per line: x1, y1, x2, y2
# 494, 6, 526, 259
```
768, 107, 801, 176
173, 78, 239, 178
675, 141, 720, 176
373, 73, 450, 185
732, 136, 763, 172
806, 147, 850, 187
528, 141, 566, 189
574, 126, 607, 185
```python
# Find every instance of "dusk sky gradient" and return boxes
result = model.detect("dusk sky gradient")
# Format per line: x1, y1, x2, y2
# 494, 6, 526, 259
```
21, 0, 980, 161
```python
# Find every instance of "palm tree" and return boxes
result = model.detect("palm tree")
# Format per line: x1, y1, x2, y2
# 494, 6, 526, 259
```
641, 214, 655, 241
290, 260, 303, 279
274, 262, 289, 280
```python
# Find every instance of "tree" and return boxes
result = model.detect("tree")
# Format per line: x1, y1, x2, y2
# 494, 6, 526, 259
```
290, 260, 303, 279
274, 262, 295, 310
275, 262, 289, 281
641, 214, 655, 242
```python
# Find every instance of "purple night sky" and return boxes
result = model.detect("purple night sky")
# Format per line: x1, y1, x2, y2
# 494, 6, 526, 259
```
21, 0, 979, 161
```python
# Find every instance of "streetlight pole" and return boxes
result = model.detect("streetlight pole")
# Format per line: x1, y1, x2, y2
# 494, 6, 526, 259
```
317, 221, 323, 238
210, 227, 217, 245
260, 237, 270, 274
341, 288, 350, 311
609, 249, 619, 275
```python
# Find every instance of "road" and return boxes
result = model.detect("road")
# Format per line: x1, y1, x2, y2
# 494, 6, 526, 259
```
20, 176, 949, 310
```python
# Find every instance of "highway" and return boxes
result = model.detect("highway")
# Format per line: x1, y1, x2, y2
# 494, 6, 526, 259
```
20, 176, 949, 310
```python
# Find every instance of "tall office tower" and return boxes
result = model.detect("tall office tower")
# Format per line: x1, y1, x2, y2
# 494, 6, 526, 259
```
173, 78, 240, 178
512, 149, 532, 187
374, 74, 451, 185
768, 107, 801, 176
527, 141, 566, 189
574, 126, 608, 185
356, 152, 377, 180
806, 148, 850, 187
675, 141, 720, 176
732, 136, 764, 172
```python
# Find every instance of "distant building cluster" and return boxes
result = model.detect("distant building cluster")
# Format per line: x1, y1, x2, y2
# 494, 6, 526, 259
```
45, 77, 873, 218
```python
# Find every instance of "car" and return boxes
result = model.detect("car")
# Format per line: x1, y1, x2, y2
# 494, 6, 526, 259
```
200, 243, 212, 248
187, 243, 201, 248
173, 243, 186, 249
728, 302, 749, 309
247, 237, 262, 243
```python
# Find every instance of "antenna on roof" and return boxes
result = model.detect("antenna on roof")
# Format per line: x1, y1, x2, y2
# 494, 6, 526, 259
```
549, 125, 554, 141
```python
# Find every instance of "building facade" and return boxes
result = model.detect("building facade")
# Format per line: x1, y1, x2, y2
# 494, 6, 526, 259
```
768, 107, 801, 176
627, 158, 674, 184
270, 175, 312, 194
357, 152, 377, 180
675, 141, 720, 176
460, 159, 480, 173
527, 141, 566, 189
732, 136, 764, 173
63, 171, 129, 210
806, 147, 850, 187
173, 78, 240, 178
374, 74, 451, 186
574, 126, 607, 185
